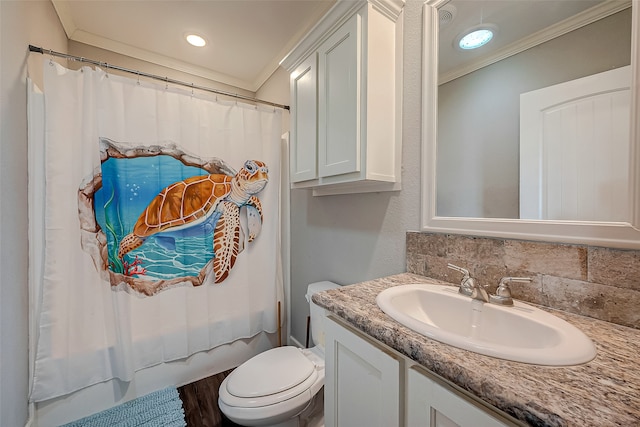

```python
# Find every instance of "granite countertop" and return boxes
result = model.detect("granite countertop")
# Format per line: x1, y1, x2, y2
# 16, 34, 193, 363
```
312, 273, 640, 427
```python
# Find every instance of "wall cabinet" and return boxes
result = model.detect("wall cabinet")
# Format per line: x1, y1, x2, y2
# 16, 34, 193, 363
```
282, 0, 404, 196
324, 316, 525, 427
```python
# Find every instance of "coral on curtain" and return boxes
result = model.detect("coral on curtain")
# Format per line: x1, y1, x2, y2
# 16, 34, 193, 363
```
29, 62, 282, 402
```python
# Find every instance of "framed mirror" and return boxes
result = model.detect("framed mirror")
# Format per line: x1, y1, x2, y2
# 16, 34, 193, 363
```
421, 0, 640, 249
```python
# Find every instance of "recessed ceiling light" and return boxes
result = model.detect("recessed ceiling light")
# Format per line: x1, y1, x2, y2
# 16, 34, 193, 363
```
186, 34, 206, 47
457, 25, 497, 50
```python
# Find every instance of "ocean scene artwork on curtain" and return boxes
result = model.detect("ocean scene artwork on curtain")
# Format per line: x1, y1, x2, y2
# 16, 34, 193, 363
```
28, 62, 282, 402
84, 139, 270, 296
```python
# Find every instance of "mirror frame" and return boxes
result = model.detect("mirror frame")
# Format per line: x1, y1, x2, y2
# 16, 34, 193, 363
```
421, 0, 640, 249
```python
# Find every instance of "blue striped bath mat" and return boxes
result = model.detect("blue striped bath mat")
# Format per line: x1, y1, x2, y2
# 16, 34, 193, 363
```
62, 387, 186, 427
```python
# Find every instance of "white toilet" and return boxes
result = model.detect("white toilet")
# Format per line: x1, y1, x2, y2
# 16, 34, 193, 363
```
218, 281, 340, 427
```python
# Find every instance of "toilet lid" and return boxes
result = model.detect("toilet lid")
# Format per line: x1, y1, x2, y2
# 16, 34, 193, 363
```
227, 346, 316, 399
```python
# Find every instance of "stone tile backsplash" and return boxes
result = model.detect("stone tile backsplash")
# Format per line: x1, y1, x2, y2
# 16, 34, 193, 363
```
406, 231, 640, 329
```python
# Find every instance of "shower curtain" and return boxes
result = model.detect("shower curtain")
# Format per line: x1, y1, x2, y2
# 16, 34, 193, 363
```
28, 61, 283, 402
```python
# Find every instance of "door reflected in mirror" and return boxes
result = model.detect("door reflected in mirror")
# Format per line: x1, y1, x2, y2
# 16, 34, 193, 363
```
436, 0, 632, 221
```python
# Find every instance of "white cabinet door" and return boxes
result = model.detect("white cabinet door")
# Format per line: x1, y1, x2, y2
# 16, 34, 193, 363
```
317, 13, 360, 179
325, 317, 401, 427
407, 367, 520, 427
290, 54, 318, 183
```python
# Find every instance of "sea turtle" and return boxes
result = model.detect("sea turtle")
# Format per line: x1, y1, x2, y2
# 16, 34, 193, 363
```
117, 159, 269, 283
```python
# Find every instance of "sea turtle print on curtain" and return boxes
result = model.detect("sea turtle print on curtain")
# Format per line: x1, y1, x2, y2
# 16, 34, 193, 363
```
79, 138, 269, 296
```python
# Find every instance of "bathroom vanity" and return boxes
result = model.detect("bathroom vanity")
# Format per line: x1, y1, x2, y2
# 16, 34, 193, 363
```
324, 314, 521, 427
314, 273, 640, 426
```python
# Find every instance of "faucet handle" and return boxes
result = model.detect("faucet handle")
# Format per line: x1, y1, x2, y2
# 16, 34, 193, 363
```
490, 277, 532, 306
447, 263, 470, 279
447, 263, 492, 302
447, 263, 475, 297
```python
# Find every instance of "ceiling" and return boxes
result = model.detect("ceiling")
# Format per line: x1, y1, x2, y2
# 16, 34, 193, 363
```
51, 0, 336, 92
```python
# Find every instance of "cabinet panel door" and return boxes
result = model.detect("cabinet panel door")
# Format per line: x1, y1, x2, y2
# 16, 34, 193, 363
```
290, 55, 318, 183
325, 317, 400, 427
317, 13, 360, 178
407, 368, 518, 427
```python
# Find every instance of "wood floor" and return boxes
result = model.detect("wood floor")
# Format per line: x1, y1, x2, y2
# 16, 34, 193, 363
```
178, 370, 242, 427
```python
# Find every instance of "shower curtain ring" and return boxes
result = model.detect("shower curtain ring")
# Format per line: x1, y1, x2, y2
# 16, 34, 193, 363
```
191, 83, 194, 97
48, 49, 53, 66
165, 77, 169, 90
137, 71, 141, 85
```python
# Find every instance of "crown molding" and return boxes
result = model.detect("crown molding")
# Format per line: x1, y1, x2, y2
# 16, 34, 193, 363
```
280, 0, 405, 72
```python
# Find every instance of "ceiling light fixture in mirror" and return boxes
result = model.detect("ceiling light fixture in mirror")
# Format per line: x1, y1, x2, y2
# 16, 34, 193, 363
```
457, 25, 496, 50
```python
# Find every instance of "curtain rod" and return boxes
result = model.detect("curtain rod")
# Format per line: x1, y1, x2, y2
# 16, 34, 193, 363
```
28, 44, 290, 111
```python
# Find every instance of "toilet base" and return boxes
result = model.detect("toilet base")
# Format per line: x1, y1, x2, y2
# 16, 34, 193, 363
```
223, 387, 324, 427
260, 391, 323, 427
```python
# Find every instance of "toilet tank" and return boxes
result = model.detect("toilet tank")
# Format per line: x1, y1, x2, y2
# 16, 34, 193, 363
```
306, 281, 340, 350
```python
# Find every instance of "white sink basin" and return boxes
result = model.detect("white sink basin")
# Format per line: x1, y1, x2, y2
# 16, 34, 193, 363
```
376, 284, 596, 366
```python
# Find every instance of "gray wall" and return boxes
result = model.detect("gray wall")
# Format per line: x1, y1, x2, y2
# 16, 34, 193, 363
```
67, 42, 256, 99
0, 2, 68, 425
437, 9, 632, 219
284, 0, 424, 346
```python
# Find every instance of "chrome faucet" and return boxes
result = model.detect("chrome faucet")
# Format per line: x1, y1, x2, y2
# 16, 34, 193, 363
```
447, 263, 489, 303
489, 277, 533, 306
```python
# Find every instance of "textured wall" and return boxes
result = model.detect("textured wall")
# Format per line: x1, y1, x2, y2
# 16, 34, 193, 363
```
0, 2, 69, 425
407, 232, 640, 329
